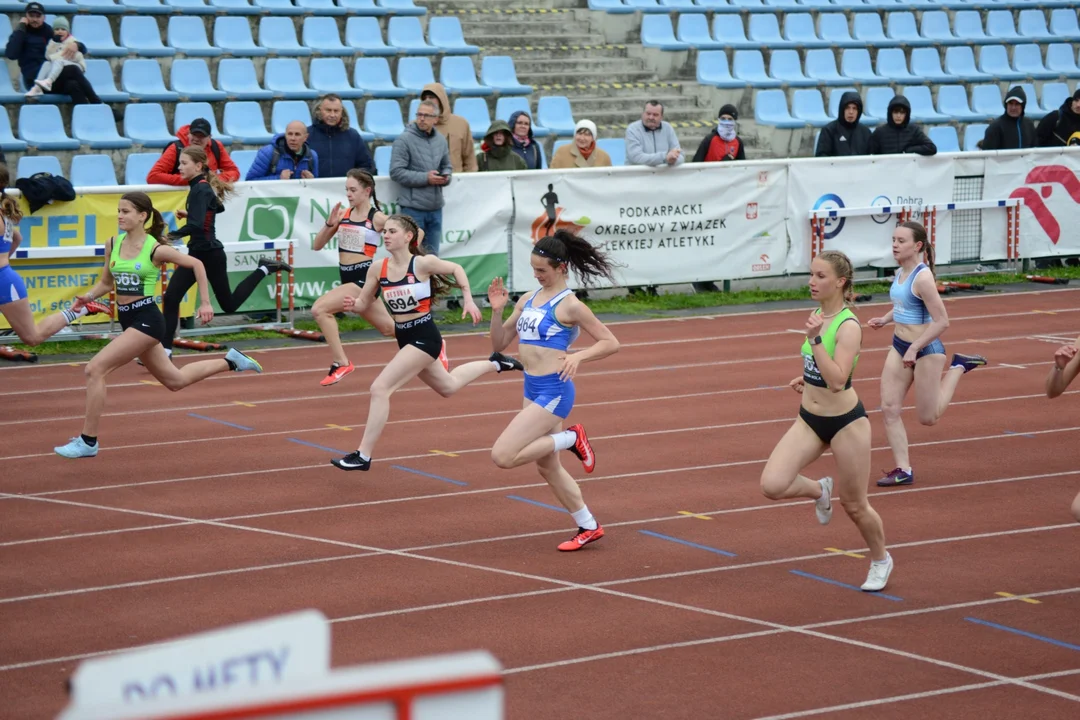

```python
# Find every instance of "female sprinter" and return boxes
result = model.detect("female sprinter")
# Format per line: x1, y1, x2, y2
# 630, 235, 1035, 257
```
760, 250, 893, 591
54, 192, 263, 459
330, 214, 522, 472
486, 230, 620, 552
868, 221, 986, 487
1045, 336, 1080, 522
310, 169, 400, 386
1, 165, 110, 343
160, 146, 291, 358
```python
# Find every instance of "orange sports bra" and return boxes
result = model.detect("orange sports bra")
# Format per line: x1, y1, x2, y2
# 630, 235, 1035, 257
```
336, 206, 380, 257
378, 256, 432, 316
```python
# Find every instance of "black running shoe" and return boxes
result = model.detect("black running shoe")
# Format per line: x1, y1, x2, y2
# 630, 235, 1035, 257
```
331, 451, 371, 471
950, 353, 987, 374
258, 256, 294, 274
490, 352, 524, 373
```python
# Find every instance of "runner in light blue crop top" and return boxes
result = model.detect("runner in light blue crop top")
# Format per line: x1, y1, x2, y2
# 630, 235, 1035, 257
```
516, 288, 581, 352
889, 262, 931, 325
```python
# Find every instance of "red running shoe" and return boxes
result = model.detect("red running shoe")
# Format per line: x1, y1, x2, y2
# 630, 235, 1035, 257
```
566, 423, 595, 473
557, 525, 604, 552
320, 361, 354, 386
438, 339, 449, 372
73, 297, 111, 316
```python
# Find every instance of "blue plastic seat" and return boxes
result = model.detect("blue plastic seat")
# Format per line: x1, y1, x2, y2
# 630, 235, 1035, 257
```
379, 0, 425, 14
210, 0, 258, 13
125, 153, 158, 185
0, 111, 27, 152
363, 99, 405, 141
963, 124, 987, 152
1014, 83, 1046, 120
452, 97, 491, 140
537, 96, 576, 136
1017, 9, 1053, 42
826, 86, 858, 118
254, 0, 303, 14
174, 103, 230, 144
769, 49, 815, 86
70, 154, 118, 188
641, 14, 689, 50
953, 11, 990, 45
862, 87, 895, 125
754, 89, 801, 128
943, 46, 993, 82
791, 89, 831, 126
259, 17, 311, 56
263, 58, 316, 100
935, 85, 983, 122
72, 105, 132, 150
17, 155, 64, 180
84, 60, 130, 103
494, 97, 551, 137
307, 58, 362, 98
341, 0, 388, 13
223, 101, 273, 144
712, 16, 755, 49
122, 59, 180, 102
297, 0, 345, 14
0, 71, 20, 106
168, 16, 223, 58
783, 13, 825, 47
748, 15, 790, 48
480, 56, 533, 95
733, 50, 781, 87
696, 50, 743, 87
17, 106, 80, 151
217, 59, 272, 100
120, 16, 175, 57
1050, 8, 1080, 40
124, 104, 176, 147
345, 17, 397, 56
853, 14, 890, 46
439, 56, 492, 96
302, 17, 350, 56
978, 45, 1024, 81
818, 13, 858, 48
986, 10, 1020, 42
626, 0, 664, 9
886, 12, 930, 46
75, 0, 124, 14
171, 59, 227, 102
166, 0, 215, 13
803, 49, 845, 85
373, 144, 392, 175
71, 15, 125, 57
920, 11, 957, 44
396, 56, 435, 94
1012, 44, 1056, 79
352, 57, 406, 97
927, 126, 959, 153
427, 16, 479, 54
214, 17, 268, 57
970, 84, 1004, 119
1046, 44, 1080, 76
338, 101, 374, 142
270, 100, 312, 134
910, 48, 952, 83
1041, 83, 1071, 113
230, 150, 258, 180
121, 0, 169, 13
677, 14, 723, 49
902, 86, 950, 123
840, 49, 887, 84
387, 16, 437, 55
588, 0, 632, 10
593, 138, 623, 166
875, 48, 918, 83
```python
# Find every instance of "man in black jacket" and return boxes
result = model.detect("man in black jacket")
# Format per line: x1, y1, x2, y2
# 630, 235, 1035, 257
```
869, 96, 937, 156
307, 94, 374, 178
4, 3, 102, 106
981, 86, 1036, 150
815, 90, 871, 157
1037, 89, 1080, 148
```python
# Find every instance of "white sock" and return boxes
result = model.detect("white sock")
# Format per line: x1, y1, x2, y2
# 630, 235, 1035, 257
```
571, 506, 598, 531
165, 348, 172, 358
550, 429, 577, 452
359, 452, 370, 462
872, 552, 891, 566
259, 266, 270, 276
902, 467, 912, 473
61, 305, 89, 324
489, 360, 501, 371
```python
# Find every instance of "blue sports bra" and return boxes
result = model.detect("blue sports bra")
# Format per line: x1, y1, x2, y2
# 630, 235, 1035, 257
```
517, 288, 580, 352
0, 214, 14, 255
890, 263, 931, 325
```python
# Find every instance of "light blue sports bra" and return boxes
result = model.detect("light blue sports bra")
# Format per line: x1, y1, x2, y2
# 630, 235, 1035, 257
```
0, 214, 14, 255
890, 263, 931, 324
517, 288, 580, 352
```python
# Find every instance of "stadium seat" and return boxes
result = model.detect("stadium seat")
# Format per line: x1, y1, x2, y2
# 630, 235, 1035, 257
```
270, 100, 312, 134
853, 14, 889, 46
378, 0, 425, 14
919, 11, 956, 44
712, 16, 756, 50
876, 48, 918, 83
1012, 44, 1057, 79
987, 10, 1021, 42
223, 101, 274, 144
341, 0, 389, 13
121, 0, 169, 13
297, 0, 346, 14
71, 15, 125, 57
374, 144, 392, 176
943, 46, 993, 83
840, 49, 887, 85
910, 48, 952, 83
428, 16, 479, 54
754, 90, 802, 128
641, 14, 689, 50
903, 86, 949, 123
217, 59, 273, 100
696, 50, 743, 88
387, 16, 437, 55
953, 11, 990, 45
783, 14, 825, 48
259, 17, 311, 56
308, 58, 363, 98
453, 98, 491, 140
962, 124, 987, 152
363, 99, 405, 141
804, 49, 845, 85
748, 15, 791, 48
537, 96, 576, 136
70, 154, 118, 187
340, 100, 374, 142
480, 56, 532, 95
166, 0, 215, 13
125, 153, 158, 185
596, 138, 625, 166
769, 50, 815, 86
677, 14, 724, 49
345, 17, 397, 56
396, 56, 435, 94
1041, 83, 1073, 114
886, 12, 929, 46
352, 58, 407, 98
124, 104, 176, 147
862, 86, 895, 125
1017, 9, 1054, 42
1015, 83, 1047, 120
1046, 44, 1080, 76
119, 16, 175, 57
439, 56, 492, 96
0, 70, 21, 106
826, 86, 858, 119
733, 50, 781, 87
171, 59, 227, 102
978, 45, 1025, 81
970, 84, 1004, 119
254, 0, 303, 15
210, 0, 259, 14
174, 103, 231, 144
1049, 9, 1080, 40
791, 89, 832, 126
935, 85, 983, 122
302, 17, 351, 56
168, 16, 223, 57
0, 111, 27, 152
818, 13, 859, 48
84, 59, 130, 103
407, 97, 421, 122
264, 58, 317, 100
122, 60, 180, 102
230, 150, 258, 180
626, 0, 665, 9
17, 106, 80, 151
75, 0, 124, 14
589, 0, 631, 8
17, 155, 64, 179
495, 97, 551, 137
927, 126, 959, 153
214, 17, 268, 57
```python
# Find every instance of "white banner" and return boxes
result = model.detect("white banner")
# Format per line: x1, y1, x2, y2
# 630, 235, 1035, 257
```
507, 163, 789, 290
786, 155, 956, 271
982, 149, 1080, 261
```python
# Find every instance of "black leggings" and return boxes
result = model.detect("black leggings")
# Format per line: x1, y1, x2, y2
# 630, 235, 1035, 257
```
162, 247, 268, 350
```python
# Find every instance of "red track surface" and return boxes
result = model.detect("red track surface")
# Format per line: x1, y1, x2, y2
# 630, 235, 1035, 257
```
2, 288, 1080, 719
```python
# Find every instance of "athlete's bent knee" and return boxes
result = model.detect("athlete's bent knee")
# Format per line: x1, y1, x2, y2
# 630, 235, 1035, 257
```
917, 411, 939, 427
159, 375, 187, 392
879, 398, 903, 422
490, 445, 517, 470
1071, 495, 1080, 523
759, 472, 788, 501
841, 498, 869, 521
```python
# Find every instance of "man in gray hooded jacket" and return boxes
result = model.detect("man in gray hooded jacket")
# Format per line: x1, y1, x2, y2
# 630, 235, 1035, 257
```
390, 98, 453, 255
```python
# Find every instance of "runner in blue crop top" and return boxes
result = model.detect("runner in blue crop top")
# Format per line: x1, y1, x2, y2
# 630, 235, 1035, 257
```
867, 221, 987, 488
486, 229, 621, 553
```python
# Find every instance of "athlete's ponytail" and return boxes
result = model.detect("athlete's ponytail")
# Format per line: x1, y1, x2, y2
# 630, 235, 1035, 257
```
818, 249, 855, 306
385, 213, 460, 298
901, 220, 934, 277
0, 164, 22, 224
347, 168, 379, 212
181, 146, 236, 202
121, 191, 168, 245
533, 229, 620, 287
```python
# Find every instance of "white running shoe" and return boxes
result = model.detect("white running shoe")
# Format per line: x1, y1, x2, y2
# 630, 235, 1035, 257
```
861, 553, 894, 592
815, 476, 834, 525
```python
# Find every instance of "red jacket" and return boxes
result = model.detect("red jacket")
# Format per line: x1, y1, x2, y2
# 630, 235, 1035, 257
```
146, 125, 240, 186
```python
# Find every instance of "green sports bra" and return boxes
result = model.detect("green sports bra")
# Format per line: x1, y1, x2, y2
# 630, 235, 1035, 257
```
109, 232, 160, 297
801, 307, 860, 390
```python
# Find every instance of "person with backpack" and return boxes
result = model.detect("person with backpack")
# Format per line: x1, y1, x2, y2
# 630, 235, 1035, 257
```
145, 118, 240, 187
245, 121, 319, 181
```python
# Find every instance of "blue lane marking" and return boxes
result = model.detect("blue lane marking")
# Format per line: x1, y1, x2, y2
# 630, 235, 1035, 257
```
391, 465, 467, 486
1003, 430, 1036, 439
288, 438, 349, 454
639, 530, 737, 557
789, 569, 904, 602
506, 495, 567, 513
965, 617, 1080, 651
187, 413, 252, 431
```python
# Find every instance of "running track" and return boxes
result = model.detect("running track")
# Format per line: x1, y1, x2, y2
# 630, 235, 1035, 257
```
1, 288, 1079, 719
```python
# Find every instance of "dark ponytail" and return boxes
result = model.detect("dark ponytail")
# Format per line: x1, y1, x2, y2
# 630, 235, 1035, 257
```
900, 220, 934, 277
121, 191, 168, 245
347, 168, 379, 211
182, 146, 236, 202
0, 164, 22, 225
532, 229, 620, 287
385, 214, 459, 298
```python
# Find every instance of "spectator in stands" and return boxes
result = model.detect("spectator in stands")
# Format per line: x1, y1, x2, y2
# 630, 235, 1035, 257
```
24, 16, 82, 97
147, 118, 240, 187
815, 92, 871, 158
551, 120, 611, 169
476, 120, 527, 173
626, 101, 683, 167
692, 105, 746, 163
421, 83, 477, 174
1037, 89, 1080, 148
307, 94, 374, 178
246, 121, 318, 181
869, 96, 936, 157
508, 111, 542, 170
5, 3, 104, 108
390, 99, 452, 256
981, 87, 1036, 151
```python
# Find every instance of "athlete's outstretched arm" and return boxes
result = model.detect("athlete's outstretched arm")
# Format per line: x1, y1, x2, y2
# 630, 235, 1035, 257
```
556, 298, 619, 380
1047, 335, 1080, 399
416, 255, 481, 324
343, 269, 380, 315
487, 277, 524, 352
77, 239, 117, 303
154, 245, 214, 325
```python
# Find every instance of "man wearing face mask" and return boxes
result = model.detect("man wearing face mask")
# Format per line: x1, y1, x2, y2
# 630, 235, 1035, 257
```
692, 105, 746, 163
814, 91, 871, 157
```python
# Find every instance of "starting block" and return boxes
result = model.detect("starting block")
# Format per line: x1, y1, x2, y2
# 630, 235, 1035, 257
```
0, 345, 37, 363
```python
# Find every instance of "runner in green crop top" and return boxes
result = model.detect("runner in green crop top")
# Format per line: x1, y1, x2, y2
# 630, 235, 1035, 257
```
758, 250, 894, 594
53, 191, 264, 461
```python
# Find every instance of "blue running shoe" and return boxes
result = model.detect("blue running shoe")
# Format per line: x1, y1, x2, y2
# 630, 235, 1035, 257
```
950, 353, 987, 373
877, 467, 913, 487
226, 348, 262, 373
55, 436, 98, 459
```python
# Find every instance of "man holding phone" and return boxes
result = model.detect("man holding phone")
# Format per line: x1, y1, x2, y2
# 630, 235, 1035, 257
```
389, 99, 453, 256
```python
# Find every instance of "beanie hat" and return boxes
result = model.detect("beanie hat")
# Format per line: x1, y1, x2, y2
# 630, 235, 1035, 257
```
718, 104, 738, 121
